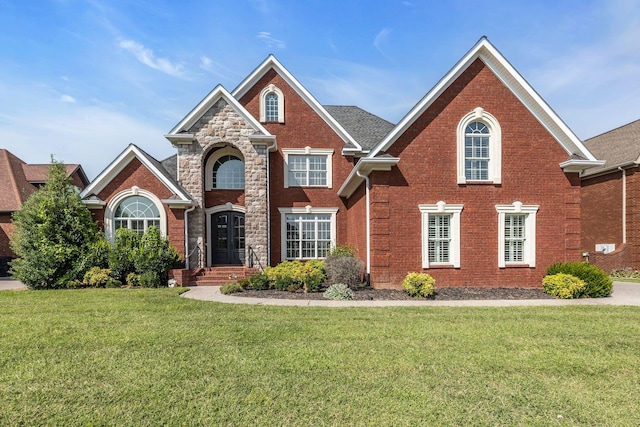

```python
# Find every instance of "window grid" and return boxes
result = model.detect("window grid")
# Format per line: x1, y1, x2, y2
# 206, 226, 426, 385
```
465, 122, 490, 180
212, 155, 245, 189
285, 214, 332, 259
428, 214, 451, 263
505, 214, 526, 263
114, 196, 161, 235
265, 93, 279, 121
288, 155, 327, 187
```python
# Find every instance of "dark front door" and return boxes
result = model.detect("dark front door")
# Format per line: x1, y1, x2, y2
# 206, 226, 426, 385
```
212, 211, 245, 265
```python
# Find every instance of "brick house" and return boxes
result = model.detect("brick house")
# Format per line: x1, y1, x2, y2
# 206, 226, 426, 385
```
0, 149, 89, 276
78, 37, 603, 288
581, 119, 640, 271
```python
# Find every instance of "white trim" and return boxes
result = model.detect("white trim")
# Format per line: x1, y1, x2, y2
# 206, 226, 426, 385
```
205, 204, 246, 267
457, 107, 502, 184
496, 202, 538, 268
278, 206, 338, 261
232, 55, 362, 151
337, 157, 400, 198
419, 201, 463, 268
104, 187, 167, 242
368, 37, 598, 163
204, 146, 245, 191
259, 84, 285, 123
282, 147, 334, 188
79, 144, 192, 205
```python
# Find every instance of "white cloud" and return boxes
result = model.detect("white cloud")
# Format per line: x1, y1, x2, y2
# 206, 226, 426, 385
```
373, 28, 393, 56
118, 39, 187, 78
257, 32, 286, 49
60, 95, 76, 103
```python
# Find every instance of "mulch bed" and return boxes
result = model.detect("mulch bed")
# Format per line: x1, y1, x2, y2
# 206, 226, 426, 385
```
234, 287, 554, 301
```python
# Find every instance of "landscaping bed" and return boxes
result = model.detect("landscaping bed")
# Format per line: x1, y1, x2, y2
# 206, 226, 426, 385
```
235, 286, 555, 300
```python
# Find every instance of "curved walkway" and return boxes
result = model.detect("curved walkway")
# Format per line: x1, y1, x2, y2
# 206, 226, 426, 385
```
181, 281, 640, 307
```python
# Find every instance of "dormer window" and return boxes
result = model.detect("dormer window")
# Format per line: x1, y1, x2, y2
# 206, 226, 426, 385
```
260, 84, 284, 123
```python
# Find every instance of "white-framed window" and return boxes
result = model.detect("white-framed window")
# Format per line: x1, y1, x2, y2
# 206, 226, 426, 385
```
205, 147, 245, 191
496, 202, 538, 267
419, 201, 463, 268
260, 84, 284, 123
278, 206, 338, 261
283, 147, 334, 188
105, 187, 166, 241
457, 107, 501, 184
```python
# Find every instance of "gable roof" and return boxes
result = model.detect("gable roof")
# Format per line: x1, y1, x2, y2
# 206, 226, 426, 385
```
80, 144, 192, 207
232, 55, 363, 152
582, 118, 640, 177
0, 149, 88, 212
367, 37, 600, 167
324, 106, 395, 152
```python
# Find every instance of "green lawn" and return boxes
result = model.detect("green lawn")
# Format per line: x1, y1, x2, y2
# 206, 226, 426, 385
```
1, 289, 640, 426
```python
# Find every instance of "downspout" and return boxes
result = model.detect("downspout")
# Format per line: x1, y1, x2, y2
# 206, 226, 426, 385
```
356, 170, 371, 285
619, 167, 627, 244
184, 204, 196, 269
266, 139, 277, 269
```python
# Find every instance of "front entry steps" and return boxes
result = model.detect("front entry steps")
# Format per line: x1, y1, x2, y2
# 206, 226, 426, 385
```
191, 266, 260, 286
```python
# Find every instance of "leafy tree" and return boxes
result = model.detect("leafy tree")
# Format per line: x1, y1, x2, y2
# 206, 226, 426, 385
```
10, 160, 102, 289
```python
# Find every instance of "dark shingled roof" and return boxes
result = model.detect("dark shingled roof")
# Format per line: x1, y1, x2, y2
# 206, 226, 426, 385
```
324, 106, 394, 151
160, 154, 178, 181
582, 118, 640, 177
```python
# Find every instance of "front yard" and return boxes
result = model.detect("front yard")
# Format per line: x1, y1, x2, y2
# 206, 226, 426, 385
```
1, 288, 640, 425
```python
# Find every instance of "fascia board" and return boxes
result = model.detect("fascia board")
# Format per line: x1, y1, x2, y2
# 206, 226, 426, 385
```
167, 85, 271, 137
232, 55, 362, 151
337, 157, 400, 198
559, 159, 606, 173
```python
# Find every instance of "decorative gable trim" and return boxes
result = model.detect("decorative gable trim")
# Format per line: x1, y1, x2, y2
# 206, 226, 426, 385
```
165, 84, 271, 138
368, 37, 601, 170
79, 144, 192, 207
232, 55, 363, 152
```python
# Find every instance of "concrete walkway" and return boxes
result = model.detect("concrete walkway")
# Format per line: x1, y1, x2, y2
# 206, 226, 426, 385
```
182, 281, 640, 307
0, 278, 27, 291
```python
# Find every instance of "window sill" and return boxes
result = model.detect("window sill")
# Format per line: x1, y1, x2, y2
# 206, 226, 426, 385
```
426, 264, 456, 269
502, 264, 531, 268
459, 181, 500, 186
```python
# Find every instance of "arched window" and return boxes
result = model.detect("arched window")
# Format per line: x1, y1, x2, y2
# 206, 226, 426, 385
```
260, 84, 284, 123
457, 107, 501, 184
213, 155, 245, 189
114, 195, 161, 235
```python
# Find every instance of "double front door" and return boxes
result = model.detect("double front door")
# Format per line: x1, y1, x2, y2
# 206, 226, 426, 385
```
211, 211, 245, 265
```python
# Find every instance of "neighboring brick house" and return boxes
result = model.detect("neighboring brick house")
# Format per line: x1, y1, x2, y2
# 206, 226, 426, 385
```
0, 149, 89, 276
581, 119, 640, 271
79, 37, 602, 288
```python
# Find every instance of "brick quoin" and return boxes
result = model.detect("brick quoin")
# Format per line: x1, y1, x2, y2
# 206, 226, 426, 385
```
367, 59, 581, 289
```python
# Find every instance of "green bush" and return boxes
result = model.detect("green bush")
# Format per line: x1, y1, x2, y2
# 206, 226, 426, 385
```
610, 269, 640, 279
134, 226, 180, 286
402, 272, 435, 298
82, 267, 120, 288
328, 244, 357, 257
220, 282, 243, 294
264, 260, 326, 292
542, 273, 586, 299
324, 255, 364, 288
546, 262, 613, 298
125, 272, 140, 287
108, 228, 140, 283
237, 278, 251, 290
249, 273, 270, 290
138, 271, 160, 288
323, 283, 354, 300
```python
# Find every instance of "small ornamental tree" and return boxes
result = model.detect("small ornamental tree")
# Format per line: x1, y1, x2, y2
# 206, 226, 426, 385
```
10, 160, 103, 289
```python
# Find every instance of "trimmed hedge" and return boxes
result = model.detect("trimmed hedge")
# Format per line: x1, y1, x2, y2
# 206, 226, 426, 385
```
542, 273, 586, 299
402, 272, 435, 298
546, 262, 612, 298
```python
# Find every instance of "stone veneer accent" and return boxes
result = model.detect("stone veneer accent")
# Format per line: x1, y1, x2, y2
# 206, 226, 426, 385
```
177, 98, 269, 269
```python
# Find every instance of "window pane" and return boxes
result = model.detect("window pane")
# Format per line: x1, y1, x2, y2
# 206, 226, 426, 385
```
265, 93, 279, 121
428, 214, 451, 263
285, 213, 332, 259
465, 121, 490, 180
114, 196, 161, 236
505, 214, 526, 262
288, 155, 327, 187
213, 155, 245, 189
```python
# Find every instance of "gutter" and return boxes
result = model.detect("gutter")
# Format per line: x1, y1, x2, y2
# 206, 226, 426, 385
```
619, 167, 627, 244
184, 204, 196, 269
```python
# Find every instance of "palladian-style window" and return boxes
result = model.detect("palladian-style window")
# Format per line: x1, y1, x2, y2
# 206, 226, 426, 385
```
212, 155, 245, 189
114, 195, 161, 235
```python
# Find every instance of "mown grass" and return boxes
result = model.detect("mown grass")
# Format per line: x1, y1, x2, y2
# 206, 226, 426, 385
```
1, 289, 640, 426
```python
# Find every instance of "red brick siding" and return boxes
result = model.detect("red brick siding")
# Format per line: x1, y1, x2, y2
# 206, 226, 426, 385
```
369, 59, 581, 288
625, 169, 640, 268
581, 171, 623, 252
345, 183, 368, 265
204, 190, 245, 208
91, 158, 186, 258
239, 69, 352, 264
0, 213, 15, 258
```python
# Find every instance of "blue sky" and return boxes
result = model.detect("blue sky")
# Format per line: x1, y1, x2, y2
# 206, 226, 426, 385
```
1, 0, 639, 179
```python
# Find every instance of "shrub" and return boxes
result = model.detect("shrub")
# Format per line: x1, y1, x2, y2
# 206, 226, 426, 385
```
402, 272, 435, 298
542, 273, 586, 299
237, 278, 251, 289
82, 267, 120, 288
126, 272, 140, 287
249, 273, 270, 290
323, 283, 354, 300
546, 262, 613, 298
324, 255, 364, 288
138, 271, 160, 288
134, 226, 180, 285
264, 260, 326, 292
329, 244, 357, 257
610, 268, 640, 279
220, 282, 243, 294
108, 228, 140, 283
